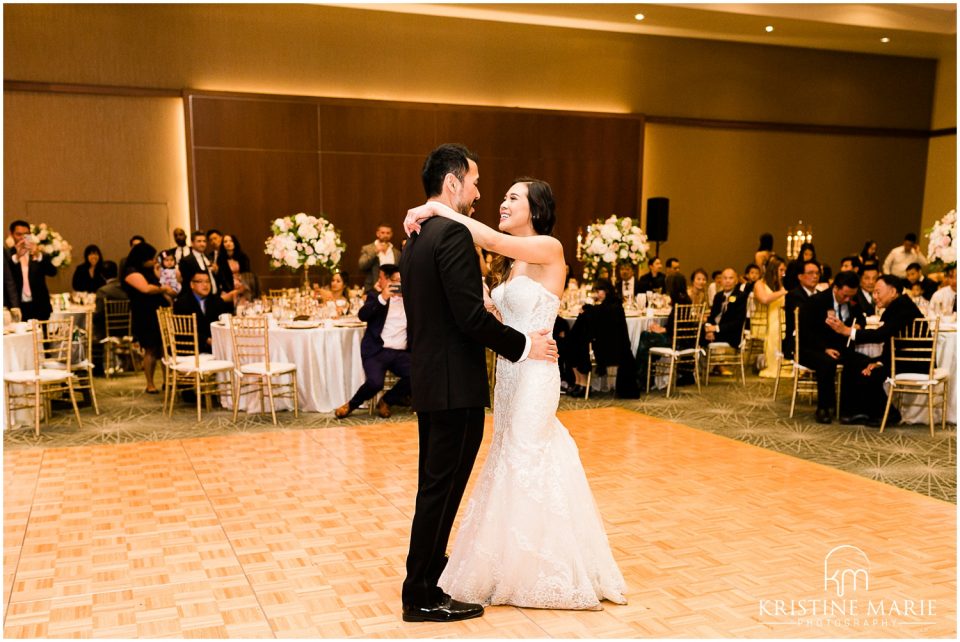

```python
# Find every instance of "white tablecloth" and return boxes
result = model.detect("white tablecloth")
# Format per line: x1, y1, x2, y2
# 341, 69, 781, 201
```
210, 322, 365, 414
889, 328, 956, 426
4, 331, 36, 427
51, 305, 95, 330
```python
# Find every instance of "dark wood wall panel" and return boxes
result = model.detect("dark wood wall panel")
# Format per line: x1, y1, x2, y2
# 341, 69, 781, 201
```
187, 92, 644, 286
191, 97, 319, 150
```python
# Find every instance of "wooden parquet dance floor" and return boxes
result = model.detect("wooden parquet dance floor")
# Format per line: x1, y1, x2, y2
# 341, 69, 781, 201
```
3, 407, 955, 638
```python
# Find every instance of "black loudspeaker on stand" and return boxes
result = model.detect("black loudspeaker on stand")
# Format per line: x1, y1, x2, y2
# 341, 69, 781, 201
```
646, 197, 669, 256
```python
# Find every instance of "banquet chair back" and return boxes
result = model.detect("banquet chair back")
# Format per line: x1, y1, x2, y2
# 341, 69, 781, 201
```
744, 299, 769, 369
229, 315, 299, 424
880, 317, 946, 435
772, 304, 792, 399
102, 299, 138, 377
646, 303, 706, 397
788, 306, 841, 418
67, 309, 99, 415
162, 311, 235, 421
4, 318, 83, 435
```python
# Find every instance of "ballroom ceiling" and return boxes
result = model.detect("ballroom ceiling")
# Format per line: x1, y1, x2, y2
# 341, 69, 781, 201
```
335, 3, 956, 59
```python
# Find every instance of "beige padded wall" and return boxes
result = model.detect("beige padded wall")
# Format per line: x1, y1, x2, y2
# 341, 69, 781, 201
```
3, 92, 190, 293
920, 51, 957, 248
641, 124, 930, 276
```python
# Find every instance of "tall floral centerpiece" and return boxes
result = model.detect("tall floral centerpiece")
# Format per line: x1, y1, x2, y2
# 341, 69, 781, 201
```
4, 223, 73, 269
577, 215, 649, 281
264, 213, 346, 288
926, 209, 956, 270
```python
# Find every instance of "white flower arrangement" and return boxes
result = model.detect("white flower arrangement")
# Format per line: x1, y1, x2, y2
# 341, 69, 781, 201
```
2, 223, 73, 269
926, 209, 956, 269
578, 215, 649, 281
264, 212, 346, 273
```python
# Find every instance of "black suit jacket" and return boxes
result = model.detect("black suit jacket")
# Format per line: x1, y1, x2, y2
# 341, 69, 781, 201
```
637, 271, 665, 293
357, 290, 407, 359
5, 248, 56, 319
172, 289, 225, 352
178, 252, 223, 295
798, 288, 864, 359
853, 295, 923, 369
399, 217, 526, 412
855, 290, 876, 317
782, 287, 814, 358
708, 289, 748, 346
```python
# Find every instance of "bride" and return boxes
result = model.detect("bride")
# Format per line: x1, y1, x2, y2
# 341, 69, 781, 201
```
404, 178, 627, 610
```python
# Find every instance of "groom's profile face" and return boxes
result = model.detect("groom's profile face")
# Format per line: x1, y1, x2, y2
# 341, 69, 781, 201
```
452, 159, 480, 217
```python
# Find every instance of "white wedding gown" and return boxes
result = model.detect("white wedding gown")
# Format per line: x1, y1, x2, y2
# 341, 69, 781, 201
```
438, 275, 627, 610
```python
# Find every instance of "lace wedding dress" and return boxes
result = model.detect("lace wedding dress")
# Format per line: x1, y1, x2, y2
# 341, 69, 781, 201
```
438, 275, 627, 610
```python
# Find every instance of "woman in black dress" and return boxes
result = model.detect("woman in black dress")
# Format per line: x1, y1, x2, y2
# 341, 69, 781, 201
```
565, 279, 635, 397
71, 244, 107, 293
122, 242, 175, 394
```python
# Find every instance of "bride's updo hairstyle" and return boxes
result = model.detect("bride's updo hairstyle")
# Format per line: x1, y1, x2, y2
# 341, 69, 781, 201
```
514, 177, 556, 236
489, 177, 557, 287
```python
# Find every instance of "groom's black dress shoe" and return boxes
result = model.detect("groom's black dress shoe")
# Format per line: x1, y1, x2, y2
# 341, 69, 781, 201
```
402, 597, 484, 623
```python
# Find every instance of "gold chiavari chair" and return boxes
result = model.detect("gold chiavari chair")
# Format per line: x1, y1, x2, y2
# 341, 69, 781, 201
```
63, 309, 99, 415
4, 319, 83, 435
646, 303, 706, 397
703, 317, 748, 386
743, 298, 769, 372
162, 311, 235, 422
880, 318, 948, 436
229, 316, 299, 424
101, 299, 139, 377
772, 304, 791, 399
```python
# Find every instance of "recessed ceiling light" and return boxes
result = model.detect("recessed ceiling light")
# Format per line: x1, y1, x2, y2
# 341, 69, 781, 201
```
880, 37, 890, 43
634, 13, 645, 21
765, 25, 774, 33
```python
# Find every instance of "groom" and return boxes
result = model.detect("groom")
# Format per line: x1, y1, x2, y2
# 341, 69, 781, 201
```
399, 143, 557, 622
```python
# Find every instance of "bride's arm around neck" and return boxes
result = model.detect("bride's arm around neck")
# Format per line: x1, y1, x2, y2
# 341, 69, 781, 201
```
406, 201, 563, 267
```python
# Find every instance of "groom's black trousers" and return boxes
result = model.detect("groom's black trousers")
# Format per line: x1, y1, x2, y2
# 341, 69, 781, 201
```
402, 407, 485, 607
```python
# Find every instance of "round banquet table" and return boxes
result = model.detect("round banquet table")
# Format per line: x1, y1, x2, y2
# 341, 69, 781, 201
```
210, 321, 365, 414
51, 304, 96, 330
3, 330, 36, 427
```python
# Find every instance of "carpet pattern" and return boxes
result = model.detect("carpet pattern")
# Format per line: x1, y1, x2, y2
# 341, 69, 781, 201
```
3, 374, 955, 502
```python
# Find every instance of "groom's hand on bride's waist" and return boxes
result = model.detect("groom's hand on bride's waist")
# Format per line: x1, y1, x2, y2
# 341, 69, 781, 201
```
526, 329, 558, 362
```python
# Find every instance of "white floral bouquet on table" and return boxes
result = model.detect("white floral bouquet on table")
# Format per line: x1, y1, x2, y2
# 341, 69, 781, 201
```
926, 209, 957, 269
4, 223, 73, 269
578, 215, 649, 281
264, 212, 346, 272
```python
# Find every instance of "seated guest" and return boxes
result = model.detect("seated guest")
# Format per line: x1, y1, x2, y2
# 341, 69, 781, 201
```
665, 257, 681, 276
856, 264, 879, 316
797, 271, 864, 424
335, 265, 411, 418
92, 260, 127, 342
839, 255, 862, 274
637, 257, 665, 293
706, 269, 723, 304
825, 275, 923, 426
859, 240, 880, 272
616, 260, 637, 303
782, 260, 820, 360
565, 279, 635, 398
173, 271, 225, 353
319, 270, 352, 316
180, 230, 242, 308
596, 265, 611, 282
883, 233, 927, 277
930, 266, 957, 316
71, 244, 106, 293
703, 268, 748, 348
636, 273, 694, 385
740, 263, 761, 295
783, 242, 818, 291
905, 262, 938, 301
688, 268, 709, 309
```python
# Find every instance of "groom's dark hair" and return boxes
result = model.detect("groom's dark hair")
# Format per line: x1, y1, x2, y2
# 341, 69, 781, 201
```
422, 144, 478, 198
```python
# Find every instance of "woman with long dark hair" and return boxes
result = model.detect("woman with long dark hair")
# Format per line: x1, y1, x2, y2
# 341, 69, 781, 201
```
122, 242, 175, 394
754, 256, 787, 378
859, 239, 879, 271
71, 244, 106, 293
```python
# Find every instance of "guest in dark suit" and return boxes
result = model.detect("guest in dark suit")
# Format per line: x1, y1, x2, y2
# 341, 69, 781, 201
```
173, 271, 225, 353
855, 264, 879, 316
71, 244, 106, 293
205, 229, 234, 294
783, 260, 820, 359
637, 256, 665, 293
826, 274, 923, 426
335, 264, 411, 419
797, 270, 864, 424
703, 268, 748, 347
179, 230, 239, 308
5, 219, 57, 321
905, 262, 938, 301
615, 261, 637, 303
565, 279, 634, 398
398, 143, 555, 622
